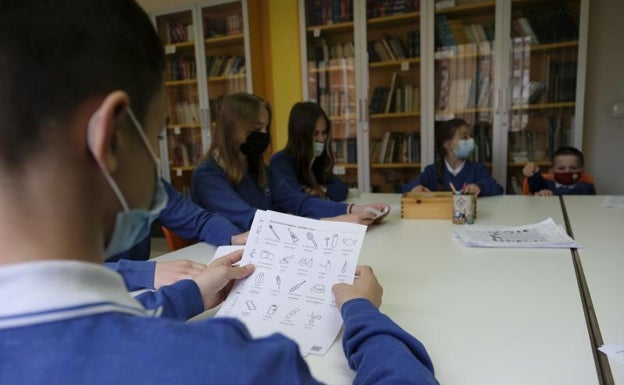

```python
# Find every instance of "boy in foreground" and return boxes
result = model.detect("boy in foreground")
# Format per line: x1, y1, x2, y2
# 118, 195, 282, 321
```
0, 1, 437, 384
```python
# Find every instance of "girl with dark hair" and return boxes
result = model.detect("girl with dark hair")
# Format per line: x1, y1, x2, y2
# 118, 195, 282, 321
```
191, 93, 389, 231
270, 102, 348, 201
402, 119, 503, 196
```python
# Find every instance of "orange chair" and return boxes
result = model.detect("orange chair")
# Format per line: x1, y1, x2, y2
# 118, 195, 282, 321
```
522, 173, 595, 195
161, 226, 196, 251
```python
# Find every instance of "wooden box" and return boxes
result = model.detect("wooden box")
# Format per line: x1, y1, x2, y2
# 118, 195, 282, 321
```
401, 192, 454, 219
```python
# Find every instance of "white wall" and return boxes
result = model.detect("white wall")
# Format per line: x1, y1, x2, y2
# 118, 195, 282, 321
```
583, 0, 624, 194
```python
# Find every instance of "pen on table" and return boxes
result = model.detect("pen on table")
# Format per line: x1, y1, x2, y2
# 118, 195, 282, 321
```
449, 182, 458, 194
461, 183, 467, 194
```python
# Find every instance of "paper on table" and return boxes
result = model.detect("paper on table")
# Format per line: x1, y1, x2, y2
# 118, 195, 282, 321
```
215, 210, 367, 356
211, 245, 245, 262
453, 218, 582, 248
598, 344, 624, 366
601, 196, 624, 208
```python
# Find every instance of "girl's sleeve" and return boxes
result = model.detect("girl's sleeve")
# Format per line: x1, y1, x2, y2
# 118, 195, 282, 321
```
191, 163, 258, 231
473, 163, 504, 196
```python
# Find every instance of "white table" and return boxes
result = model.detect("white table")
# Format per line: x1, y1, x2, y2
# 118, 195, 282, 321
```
151, 194, 598, 385
563, 195, 624, 384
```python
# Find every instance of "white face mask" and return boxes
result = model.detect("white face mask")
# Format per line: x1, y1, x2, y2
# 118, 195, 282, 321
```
313, 141, 325, 158
89, 107, 169, 259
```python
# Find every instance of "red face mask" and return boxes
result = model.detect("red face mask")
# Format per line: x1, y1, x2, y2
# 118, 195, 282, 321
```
553, 171, 582, 185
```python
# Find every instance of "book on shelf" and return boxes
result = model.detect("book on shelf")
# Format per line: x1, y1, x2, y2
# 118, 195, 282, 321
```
306, 0, 353, 27
548, 61, 577, 103
168, 56, 197, 81
523, 4, 578, 45
367, 0, 420, 18
406, 30, 420, 58
164, 21, 193, 44
376, 131, 420, 164
435, 0, 455, 10
385, 72, 400, 113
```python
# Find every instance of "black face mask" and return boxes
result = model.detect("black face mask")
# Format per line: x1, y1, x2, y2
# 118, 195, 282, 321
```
240, 131, 270, 156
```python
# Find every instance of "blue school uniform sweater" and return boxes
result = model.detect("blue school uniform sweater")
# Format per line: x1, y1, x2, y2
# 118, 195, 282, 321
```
106, 179, 243, 291
269, 150, 349, 202
0, 261, 439, 385
527, 173, 596, 195
191, 157, 348, 231
402, 161, 503, 196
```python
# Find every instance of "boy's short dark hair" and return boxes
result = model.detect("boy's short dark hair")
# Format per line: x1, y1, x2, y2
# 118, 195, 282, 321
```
0, 0, 164, 169
553, 146, 584, 168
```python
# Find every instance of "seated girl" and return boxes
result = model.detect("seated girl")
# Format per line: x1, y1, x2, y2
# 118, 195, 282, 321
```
191, 93, 388, 230
270, 101, 348, 202
402, 119, 503, 196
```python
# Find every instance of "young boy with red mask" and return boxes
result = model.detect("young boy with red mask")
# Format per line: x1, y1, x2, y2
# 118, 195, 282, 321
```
523, 146, 596, 196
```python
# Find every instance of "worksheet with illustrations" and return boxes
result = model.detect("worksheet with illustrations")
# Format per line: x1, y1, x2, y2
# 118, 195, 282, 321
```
215, 210, 367, 356
453, 217, 582, 248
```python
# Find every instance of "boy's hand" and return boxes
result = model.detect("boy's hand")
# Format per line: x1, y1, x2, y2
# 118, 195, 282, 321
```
154, 260, 207, 289
192, 250, 254, 310
523, 162, 539, 177
324, 212, 377, 226
535, 189, 554, 196
410, 185, 431, 193
333, 265, 383, 310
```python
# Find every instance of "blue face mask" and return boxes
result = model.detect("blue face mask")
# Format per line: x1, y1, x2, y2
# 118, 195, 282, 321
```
94, 108, 169, 259
453, 138, 475, 159
313, 141, 325, 158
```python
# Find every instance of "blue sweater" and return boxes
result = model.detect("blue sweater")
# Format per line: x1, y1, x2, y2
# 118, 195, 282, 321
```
191, 157, 348, 230
269, 150, 348, 202
527, 173, 596, 195
403, 161, 503, 196
106, 179, 243, 291
0, 261, 439, 385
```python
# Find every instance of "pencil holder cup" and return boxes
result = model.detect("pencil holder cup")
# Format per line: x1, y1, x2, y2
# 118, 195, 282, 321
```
452, 193, 476, 225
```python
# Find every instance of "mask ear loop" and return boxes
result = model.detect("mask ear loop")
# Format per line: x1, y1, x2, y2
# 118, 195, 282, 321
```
87, 110, 130, 213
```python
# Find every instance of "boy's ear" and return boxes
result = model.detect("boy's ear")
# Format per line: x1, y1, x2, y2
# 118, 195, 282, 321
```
87, 91, 130, 173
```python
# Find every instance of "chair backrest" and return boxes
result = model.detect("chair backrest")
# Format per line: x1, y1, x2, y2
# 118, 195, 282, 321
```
521, 172, 595, 195
161, 226, 196, 251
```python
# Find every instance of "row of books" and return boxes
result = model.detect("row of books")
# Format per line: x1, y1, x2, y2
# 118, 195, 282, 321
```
206, 56, 246, 77
472, 122, 492, 163
435, 14, 494, 52
507, 115, 571, 163
316, 90, 357, 118
436, 56, 493, 113
367, 0, 420, 18
308, 39, 355, 63
369, 75, 420, 114
368, 31, 420, 62
434, 0, 482, 10
306, 0, 353, 27
332, 139, 357, 165
162, 21, 194, 45
371, 131, 420, 164
168, 136, 204, 168
520, 4, 578, 44
510, 79, 546, 106
204, 15, 241, 38
167, 56, 197, 81
173, 101, 200, 126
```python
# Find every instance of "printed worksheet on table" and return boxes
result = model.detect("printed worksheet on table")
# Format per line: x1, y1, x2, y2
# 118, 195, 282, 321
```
216, 210, 367, 356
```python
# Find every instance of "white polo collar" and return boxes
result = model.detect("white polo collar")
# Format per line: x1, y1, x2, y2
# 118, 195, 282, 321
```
445, 159, 466, 176
0, 260, 155, 329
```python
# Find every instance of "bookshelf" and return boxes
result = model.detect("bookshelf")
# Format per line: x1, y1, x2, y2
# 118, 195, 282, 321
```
504, 0, 586, 193
300, 0, 423, 193
298, 0, 588, 193
154, 1, 253, 195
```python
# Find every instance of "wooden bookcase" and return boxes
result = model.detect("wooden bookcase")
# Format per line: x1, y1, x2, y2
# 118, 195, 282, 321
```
154, 1, 253, 195
298, 0, 588, 193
